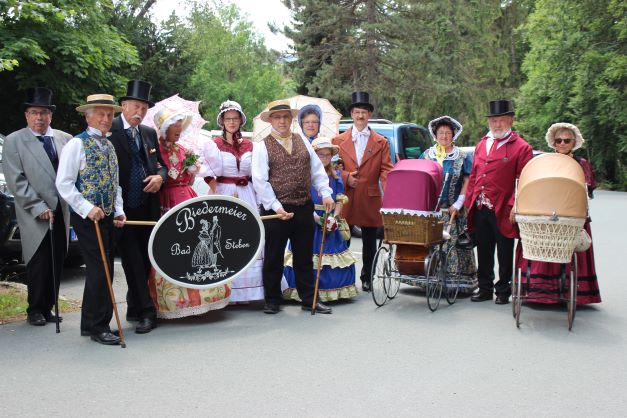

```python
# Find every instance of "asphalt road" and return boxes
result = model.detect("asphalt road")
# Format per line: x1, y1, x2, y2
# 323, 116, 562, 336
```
1, 191, 625, 417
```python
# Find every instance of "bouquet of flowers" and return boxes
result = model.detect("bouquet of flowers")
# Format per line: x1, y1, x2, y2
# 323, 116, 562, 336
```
315, 213, 338, 232
182, 150, 200, 175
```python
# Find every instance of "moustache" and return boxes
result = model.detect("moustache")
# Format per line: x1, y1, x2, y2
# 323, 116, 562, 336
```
131, 114, 142, 121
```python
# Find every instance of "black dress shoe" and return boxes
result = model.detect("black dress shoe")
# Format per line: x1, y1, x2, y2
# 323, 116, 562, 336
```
27, 313, 46, 326
135, 317, 157, 334
90, 332, 121, 345
495, 294, 510, 305
470, 291, 493, 302
302, 302, 333, 314
263, 303, 280, 314
362, 281, 371, 292
82, 329, 119, 337
43, 312, 63, 323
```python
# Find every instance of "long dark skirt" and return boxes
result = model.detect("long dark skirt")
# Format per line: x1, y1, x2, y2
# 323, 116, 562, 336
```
514, 222, 601, 305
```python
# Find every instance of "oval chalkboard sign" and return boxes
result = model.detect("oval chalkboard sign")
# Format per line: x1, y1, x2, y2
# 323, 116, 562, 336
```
148, 195, 264, 289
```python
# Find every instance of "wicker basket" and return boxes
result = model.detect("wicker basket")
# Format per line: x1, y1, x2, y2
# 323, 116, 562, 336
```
516, 215, 585, 263
382, 213, 443, 245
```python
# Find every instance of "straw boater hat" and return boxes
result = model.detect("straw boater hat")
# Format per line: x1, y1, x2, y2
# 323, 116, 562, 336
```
427, 115, 463, 142
311, 136, 340, 155
216, 100, 247, 128
259, 99, 299, 123
153, 105, 193, 138
545, 122, 584, 151
76, 94, 122, 113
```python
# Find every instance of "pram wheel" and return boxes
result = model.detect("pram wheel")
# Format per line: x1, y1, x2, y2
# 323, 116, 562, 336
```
567, 255, 578, 331
426, 248, 445, 312
371, 245, 390, 307
513, 266, 524, 327
386, 245, 401, 299
444, 247, 459, 305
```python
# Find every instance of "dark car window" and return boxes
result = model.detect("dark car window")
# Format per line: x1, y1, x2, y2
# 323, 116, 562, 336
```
401, 126, 430, 159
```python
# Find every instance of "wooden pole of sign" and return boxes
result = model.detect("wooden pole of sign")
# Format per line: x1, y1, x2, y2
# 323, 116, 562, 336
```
124, 213, 284, 226
93, 220, 126, 348
311, 209, 330, 315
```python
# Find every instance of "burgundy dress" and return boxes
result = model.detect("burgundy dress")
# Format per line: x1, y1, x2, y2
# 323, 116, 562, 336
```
515, 156, 601, 304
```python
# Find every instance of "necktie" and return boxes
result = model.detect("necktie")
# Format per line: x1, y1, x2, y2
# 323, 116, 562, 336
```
488, 138, 497, 155
38, 135, 58, 170
126, 127, 145, 208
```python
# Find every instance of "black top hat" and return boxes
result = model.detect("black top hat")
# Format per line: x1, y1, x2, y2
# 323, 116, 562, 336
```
349, 91, 374, 112
23, 87, 56, 111
486, 99, 515, 117
118, 80, 155, 107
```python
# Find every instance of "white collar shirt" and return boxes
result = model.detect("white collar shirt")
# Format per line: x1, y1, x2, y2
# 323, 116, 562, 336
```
485, 129, 512, 155
121, 113, 141, 148
351, 125, 370, 165
29, 126, 57, 153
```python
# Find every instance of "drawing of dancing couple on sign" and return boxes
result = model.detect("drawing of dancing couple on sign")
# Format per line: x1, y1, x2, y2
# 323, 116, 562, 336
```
192, 217, 222, 270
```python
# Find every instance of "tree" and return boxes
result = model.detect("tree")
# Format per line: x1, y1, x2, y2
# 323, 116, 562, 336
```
187, 3, 290, 130
0, 0, 139, 134
517, 0, 626, 188
284, 0, 516, 144
108, 0, 199, 103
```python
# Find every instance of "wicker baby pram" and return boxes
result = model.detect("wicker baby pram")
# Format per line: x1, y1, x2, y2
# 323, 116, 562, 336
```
372, 159, 459, 312
513, 152, 588, 330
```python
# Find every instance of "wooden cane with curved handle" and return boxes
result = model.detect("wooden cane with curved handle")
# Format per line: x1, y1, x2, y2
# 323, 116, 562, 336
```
311, 210, 330, 315
94, 220, 126, 348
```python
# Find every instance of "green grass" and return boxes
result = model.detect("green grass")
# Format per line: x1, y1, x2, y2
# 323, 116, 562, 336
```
0, 283, 78, 323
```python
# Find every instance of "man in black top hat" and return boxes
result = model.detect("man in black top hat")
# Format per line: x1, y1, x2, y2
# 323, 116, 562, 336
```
109, 80, 167, 333
332, 92, 393, 291
4, 88, 72, 326
464, 99, 532, 305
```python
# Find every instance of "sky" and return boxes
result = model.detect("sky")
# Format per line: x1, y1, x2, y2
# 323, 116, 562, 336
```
151, 0, 294, 52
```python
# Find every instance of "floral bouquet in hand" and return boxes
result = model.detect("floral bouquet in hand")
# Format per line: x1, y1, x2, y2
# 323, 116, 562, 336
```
182, 150, 200, 175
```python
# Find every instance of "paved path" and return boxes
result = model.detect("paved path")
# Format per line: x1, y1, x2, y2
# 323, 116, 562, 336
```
1, 191, 625, 417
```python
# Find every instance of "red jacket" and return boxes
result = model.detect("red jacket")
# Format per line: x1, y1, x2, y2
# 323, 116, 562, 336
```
464, 131, 532, 238
333, 127, 394, 227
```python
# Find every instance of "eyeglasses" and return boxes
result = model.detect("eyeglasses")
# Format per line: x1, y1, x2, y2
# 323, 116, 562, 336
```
223, 117, 241, 123
555, 138, 573, 144
27, 110, 52, 117
271, 114, 292, 121
303, 121, 320, 125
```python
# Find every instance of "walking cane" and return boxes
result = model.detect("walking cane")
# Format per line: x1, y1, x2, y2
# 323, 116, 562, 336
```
311, 209, 330, 315
49, 217, 60, 333
93, 220, 126, 348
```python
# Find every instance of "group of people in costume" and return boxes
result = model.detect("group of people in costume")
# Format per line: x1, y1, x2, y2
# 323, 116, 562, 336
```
4, 80, 601, 346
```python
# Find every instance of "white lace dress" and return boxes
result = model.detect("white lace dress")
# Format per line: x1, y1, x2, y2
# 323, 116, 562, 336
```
200, 137, 264, 302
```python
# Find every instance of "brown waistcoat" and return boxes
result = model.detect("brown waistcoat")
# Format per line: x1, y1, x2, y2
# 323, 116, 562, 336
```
264, 134, 311, 206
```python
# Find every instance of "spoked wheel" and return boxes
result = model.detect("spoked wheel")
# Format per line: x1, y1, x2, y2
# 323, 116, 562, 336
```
514, 267, 523, 327
567, 255, 578, 331
444, 247, 460, 305
371, 245, 390, 307
426, 249, 444, 312
386, 245, 401, 299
